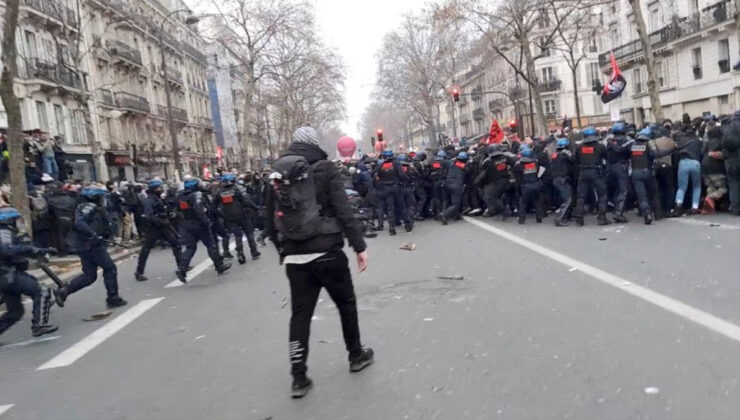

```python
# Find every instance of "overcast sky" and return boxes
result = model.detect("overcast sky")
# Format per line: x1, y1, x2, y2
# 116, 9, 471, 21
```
313, 0, 427, 139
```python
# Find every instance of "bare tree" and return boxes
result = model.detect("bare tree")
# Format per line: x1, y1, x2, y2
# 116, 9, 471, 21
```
0, 0, 31, 223
628, 0, 664, 121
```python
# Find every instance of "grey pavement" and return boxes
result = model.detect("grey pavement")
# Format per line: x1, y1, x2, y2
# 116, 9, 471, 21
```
1, 213, 740, 419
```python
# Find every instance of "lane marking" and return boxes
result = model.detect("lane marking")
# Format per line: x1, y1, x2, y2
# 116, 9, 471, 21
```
164, 243, 237, 288
37, 298, 164, 370
464, 216, 740, 344
0, 405, 13, 416
0, 336, 61, 352
667, 217, 740, 230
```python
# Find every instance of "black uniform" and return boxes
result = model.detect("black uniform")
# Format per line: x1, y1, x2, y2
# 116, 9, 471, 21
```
606, 134, 633, 221
0, 217, 57, 336
217, 183, 261, 263
443, 158, 468, 223
551, 148, 576, 225
574, 136, 610, 225
177, 186, 230, 281
400, 162, 418, 226
512, 156, 543, 224
477, 153, 512, 218
429, 157, 448, 221
374, 158, 409, 234
135, 189, 182, 279
629, 137, 664, 223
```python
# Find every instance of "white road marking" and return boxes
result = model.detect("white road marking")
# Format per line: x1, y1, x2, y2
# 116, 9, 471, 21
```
0, 405, 13, 416
37, 298, 164, 370
667, 217, 740, 230
164, 243, 236, 288
464, 217, 740, 344
0, 336, 61, 352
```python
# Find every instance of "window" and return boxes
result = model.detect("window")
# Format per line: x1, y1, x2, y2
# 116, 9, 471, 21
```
718, 39, 730, 73
70, 110, 88, 145
53, 104, 65, 139
655, 61, 666, 88
544, 99, 557, 114
36, 101, 48, 131
41, 38, 54, 62
541, 67, 554, 82
692, 48, 702, 79
649, 6, 662, 32
609, 23, 620, 49
588, 63, 601, 87
633, 69, 643, 93
24, 31, 37, 58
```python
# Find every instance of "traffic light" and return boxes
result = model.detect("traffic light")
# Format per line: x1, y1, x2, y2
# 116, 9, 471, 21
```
452, 88, 460, 102
377, 129, 384, 143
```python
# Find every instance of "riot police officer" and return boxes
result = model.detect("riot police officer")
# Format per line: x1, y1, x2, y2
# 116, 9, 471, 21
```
606, 123, 633, 223
134, 179, 182, 281
208, 181, 232, 260
630, 129, 666, 224
374, 149, 409, 235
430, 150, 449, 222
54, 185, 127, 309
478, 144, 512, 219
217, 173, 261, 264
0, 207, 57, 337
513, 145, 543, 224
176, 178, 231, 283
574, 127, 610, 226
397, 154, 417, 231
414, 152, 432, 219
443, 151, 469, 224
551, 138, 576, 227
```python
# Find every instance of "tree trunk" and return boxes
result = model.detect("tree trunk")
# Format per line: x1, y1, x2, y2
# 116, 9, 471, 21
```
571, 66, 582, 129
629, 0, 664, 121
0, 0, 32, 227
521, 39, 548, 135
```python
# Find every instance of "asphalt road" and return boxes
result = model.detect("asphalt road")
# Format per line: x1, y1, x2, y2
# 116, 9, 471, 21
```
2, 211, 740, 419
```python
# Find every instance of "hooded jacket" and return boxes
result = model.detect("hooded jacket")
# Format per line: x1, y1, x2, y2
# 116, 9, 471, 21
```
266, 142, 366, 256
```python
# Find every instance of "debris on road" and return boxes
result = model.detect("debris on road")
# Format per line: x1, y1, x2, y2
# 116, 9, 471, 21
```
280, 297, 288, 309
438, 275, 464, 280
83, 311, 112, 322
710, 223, 721, 227
423, 318, 434, 322
400, 243, 416, 251
598, 237, 607, 241
431, 385, 444, 393
568, 267, 578, 272
644, 387, 660, 395
195, 335, 206, 340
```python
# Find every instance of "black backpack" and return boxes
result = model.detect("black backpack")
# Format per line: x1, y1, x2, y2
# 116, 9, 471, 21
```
271, 155, 341, 241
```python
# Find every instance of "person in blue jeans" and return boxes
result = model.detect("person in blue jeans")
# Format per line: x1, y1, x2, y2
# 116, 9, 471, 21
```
673, 117, 703, 215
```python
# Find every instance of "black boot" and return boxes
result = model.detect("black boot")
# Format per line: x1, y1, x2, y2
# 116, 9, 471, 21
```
555, 219, 569, 227
349, 348, 375, 372
575, 217, 584, 226
670, 205, 683, 217
135, 272, 148, 281
404, 220, 412, 232
518, 216, 526, 225
222, 252, 234, 259
597, 215, 611, 225
237, 253, 246, 265
252, 251, 261, 260
389, 226, 397, 236
291, 376, 313, 399
613, 213, 628, 223
176, 269, 188, 283
32, 322, 58, 337
216, 262, 232, 274
644, 212, 654, 225
53, 286, 68, 308
106, 296, 128, 309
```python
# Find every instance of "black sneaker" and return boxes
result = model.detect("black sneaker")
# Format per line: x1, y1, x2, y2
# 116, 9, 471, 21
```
644, 212, 654, 225
106, 296, 128, 309
176, 269, 188, 284
216, 262, 232, 275
32, 324, 59, 337
291, 376, 313, 399
389, 228, 397, 236
252, 251, 261, 260
53, 287, 68, 308
222, 252, 234, 260
597, 217, 611, 226
237, 254, 246, 265
613, 214, 628, 223
135, 273, 148, 282
349, 348, 375, 373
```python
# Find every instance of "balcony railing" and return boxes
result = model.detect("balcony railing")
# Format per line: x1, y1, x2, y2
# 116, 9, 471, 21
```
106, 40, 142, 66
489, 98, 506, 110
195, 116, 213, 126
20, 58, 82, 89
540, 79, 562, 92
471, 85, 483, 100
164, 65, 183, 85
459, 113, 470, 124
115, 92, 150, 113
99, 89, 115, 107
599, 0, 736, 67
183, 42, 208, 65
473, 107, 485, 120
158, 104, 188, 122
21, 0, 77, 28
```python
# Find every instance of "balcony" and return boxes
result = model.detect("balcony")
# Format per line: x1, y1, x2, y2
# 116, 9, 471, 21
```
473, 107, 485, 120
106, 40, 142, 67
459, 113, 470, 125
540, 79, 562, 92
183, 42, 208, 65
598, 0, 736, 68
157, 104, 188, 122
21, 0, 77, 29
98, 89, 115, 107
19, 58, 82, 90
164, 65, 183, 85
719, 59, 731, 73
488, 98, 506, 111
458, 95, 468, 106
115, 92, 150, 113
195, 116, 213, 127
471, 85, 483, 101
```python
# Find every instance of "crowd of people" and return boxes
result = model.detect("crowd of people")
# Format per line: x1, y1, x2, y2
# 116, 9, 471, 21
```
0, 129, 67, 188
342, 110, 740, 230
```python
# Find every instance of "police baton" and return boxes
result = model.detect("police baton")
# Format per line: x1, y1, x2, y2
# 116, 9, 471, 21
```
101, 238, 130, 249
34, 256, 66, 288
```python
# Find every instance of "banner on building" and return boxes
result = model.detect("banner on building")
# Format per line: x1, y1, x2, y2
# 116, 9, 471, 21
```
601, 52, 627, 104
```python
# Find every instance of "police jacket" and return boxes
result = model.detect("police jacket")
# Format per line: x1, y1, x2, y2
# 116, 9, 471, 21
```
142, 191, 171, 229
177, 189, 210, 226
429, 158, 448, 184
0, 226, 40, 270
265, 142, 366, 256
73, 201, 111, 248
551, 149, 576, 181
575, 138, 607, 169
400, 162, 419, 188
217, 184, 259, 222
374, 158, 405, 185
477, 154, 510, 186
46, 190, 78, 223
446, 159, 468, 188
512, 157, 540, 185
606, 135, 632, 164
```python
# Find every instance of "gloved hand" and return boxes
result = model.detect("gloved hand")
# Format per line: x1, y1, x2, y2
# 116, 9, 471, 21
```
90, 235, 103, 245
44, 247, 58, 256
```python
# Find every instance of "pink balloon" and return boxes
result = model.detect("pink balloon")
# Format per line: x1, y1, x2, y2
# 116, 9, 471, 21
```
337, 136, 357, 158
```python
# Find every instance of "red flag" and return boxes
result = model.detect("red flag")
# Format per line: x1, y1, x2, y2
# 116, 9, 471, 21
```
487, 120, 504, 144
601, 52, 627, 104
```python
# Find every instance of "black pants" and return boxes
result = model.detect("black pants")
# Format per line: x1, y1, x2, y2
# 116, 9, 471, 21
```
67, 246, 118, 299
654, 163, 675, 215
225, 218, 258, 257
402, 186, 416, 220
286, 250, 362, 377
553, 177, 573, 223
180, 222, 223, 271
431, 183, 445, 218
725, 156, 740, 214
137, 226, 182, 275
608, 163, 630, 214
519, 182, 543, 222
211, 218, 230, 255
378, 184, 407, 228
444, 184, 464, 220
631, 168, 660, 216
575, 169, 607, 219
483, 178, 509, 216
0, 271, 43, 334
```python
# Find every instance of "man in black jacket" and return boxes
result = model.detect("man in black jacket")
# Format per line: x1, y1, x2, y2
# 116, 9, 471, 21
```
266, 126, 373, 399
722, 110, 740, 214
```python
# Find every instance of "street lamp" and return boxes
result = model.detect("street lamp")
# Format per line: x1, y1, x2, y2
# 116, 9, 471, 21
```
158, 10, 200, 181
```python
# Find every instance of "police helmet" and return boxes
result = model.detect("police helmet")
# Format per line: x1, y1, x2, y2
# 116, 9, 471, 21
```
436, 150, 447, 159
80, 185, 107, 199
637, 128, 652, 140
556, 138, 570, 149
221, 173, 237, 186
0, 207, 22, 227
184, 178, 200, 191
381, 149, 393, 159
582, 127, 598, 137
416, 152, 427, 161
457, 152, 469, 161
148, 179, 164, 190
519, 145, 533, 158
611, 123, 625, 135
397, 154, 408, 162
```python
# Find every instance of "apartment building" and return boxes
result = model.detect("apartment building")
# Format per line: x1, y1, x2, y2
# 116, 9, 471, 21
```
598, 0, 739, 124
